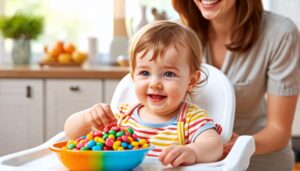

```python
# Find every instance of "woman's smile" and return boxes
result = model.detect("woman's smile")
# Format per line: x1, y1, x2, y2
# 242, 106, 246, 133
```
201, 0, 221, 6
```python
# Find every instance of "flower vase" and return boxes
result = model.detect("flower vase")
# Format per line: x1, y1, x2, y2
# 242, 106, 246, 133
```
12, 38, 31, 65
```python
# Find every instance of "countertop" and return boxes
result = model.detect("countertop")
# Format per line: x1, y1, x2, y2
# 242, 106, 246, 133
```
0, 64, 129, 79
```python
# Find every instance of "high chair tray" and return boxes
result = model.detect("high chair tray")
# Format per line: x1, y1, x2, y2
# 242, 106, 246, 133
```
0, 132, 254, 171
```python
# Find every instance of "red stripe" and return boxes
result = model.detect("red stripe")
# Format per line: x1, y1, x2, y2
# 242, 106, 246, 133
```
178, 103, 187, 121
147, 154, 159, 157
215, 124, 222, 134
189, 118, 212, 129
189, 128, 197, 136
152, 148, 162, 152
134, 129, 158, 135
167, 127, 177, 130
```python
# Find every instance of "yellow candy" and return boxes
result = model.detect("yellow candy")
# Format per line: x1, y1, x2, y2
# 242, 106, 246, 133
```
113, 141, 121, 150
117, 146, 124, 151
108, 134, 115, 139
61, 146, 68, 150
131, 141, 139, 147
94, 137, 100, 142
98, 138, 105, 144
67, 140, 77, 146
86, 133, 93, 140
139, 139, 147, 145
127, 137, 133, 143
142, 144, 149, 148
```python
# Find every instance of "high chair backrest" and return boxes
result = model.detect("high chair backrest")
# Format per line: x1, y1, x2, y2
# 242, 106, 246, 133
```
110, 64, 235, 143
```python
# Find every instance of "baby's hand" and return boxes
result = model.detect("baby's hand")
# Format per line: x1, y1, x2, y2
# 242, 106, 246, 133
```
84, 103, 117, 131
159, 145, 197, 167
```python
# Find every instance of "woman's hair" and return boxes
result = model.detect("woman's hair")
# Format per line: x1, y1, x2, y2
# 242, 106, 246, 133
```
129, 20, 202, 78
172, 0, 263, 53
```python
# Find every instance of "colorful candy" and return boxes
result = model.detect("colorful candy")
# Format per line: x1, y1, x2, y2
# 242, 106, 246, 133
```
63, 124, 150, 151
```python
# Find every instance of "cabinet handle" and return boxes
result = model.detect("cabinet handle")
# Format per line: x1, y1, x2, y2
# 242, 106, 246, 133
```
26, 86, 31, 98
70, 86, 80, 92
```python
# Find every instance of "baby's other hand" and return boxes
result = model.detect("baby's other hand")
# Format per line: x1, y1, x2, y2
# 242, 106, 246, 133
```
84, 103, 117, 131
159, 145, 197, 167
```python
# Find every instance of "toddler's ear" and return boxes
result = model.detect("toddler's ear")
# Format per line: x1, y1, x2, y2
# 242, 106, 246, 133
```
188, 71, 200, 92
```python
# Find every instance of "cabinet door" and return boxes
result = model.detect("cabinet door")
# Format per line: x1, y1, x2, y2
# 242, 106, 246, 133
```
0, 79, 43, 156
103, 79, 120, 103
292, 95, 300, 136
46, 79, 102, 139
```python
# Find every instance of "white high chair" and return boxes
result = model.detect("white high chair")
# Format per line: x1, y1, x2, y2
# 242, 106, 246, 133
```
110, 64, 255, 171
0, 64, 255, 171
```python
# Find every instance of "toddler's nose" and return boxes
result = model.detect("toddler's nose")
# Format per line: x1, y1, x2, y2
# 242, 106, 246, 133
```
149, 77, 163, 89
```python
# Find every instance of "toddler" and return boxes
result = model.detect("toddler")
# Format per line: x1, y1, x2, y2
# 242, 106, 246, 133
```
64, 20, 223, 167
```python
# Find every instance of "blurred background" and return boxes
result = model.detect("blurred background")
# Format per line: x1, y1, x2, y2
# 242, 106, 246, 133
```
0, 0, 299, 165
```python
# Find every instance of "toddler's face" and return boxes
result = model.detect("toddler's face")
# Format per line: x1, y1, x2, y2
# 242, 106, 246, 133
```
133, 46, 197, 117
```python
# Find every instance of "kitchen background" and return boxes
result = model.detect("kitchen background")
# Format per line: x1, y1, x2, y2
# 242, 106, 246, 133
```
0, 0, 299, 159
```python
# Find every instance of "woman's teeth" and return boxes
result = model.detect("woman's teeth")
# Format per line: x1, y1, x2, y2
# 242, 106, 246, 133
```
201, 0, 219, 5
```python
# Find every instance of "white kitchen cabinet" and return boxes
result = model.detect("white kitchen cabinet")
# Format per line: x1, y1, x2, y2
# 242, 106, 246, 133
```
45, 79, 102, 139
103, 79, 121, 103
0, 79, 43, 156
292, 95, 300, 136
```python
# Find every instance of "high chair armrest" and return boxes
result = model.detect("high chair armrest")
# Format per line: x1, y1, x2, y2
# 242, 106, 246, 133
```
223, 135, 255, 171
42, 131, 66, 147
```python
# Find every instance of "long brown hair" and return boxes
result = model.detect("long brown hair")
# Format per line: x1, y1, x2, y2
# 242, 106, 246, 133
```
172, 0, 263, 53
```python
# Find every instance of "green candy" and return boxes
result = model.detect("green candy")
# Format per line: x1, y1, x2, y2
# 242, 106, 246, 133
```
96, 142, 104, 147
67, 143, 76, 149
103, 133, 109, 139
116, 131, 125, 137
80, 146, 89, 150
127, 128, 134, 135
109, 130, 116, 135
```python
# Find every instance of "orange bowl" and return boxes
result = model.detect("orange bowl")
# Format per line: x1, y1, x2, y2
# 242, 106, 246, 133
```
50, 141, 153, 171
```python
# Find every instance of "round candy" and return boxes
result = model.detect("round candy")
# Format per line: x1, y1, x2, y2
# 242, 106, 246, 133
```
62, 125, 150, 151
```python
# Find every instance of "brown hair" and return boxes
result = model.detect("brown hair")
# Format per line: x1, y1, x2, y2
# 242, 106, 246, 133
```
172, 0, 263, 52
129, 20, 202, 78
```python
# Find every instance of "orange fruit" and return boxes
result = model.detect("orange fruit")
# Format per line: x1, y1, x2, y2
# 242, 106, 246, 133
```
65, 43, 76, 54
58, 53, 72, 64
72, 51, 87, 64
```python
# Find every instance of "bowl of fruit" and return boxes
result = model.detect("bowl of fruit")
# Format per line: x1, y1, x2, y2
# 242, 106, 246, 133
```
50, 125, 153, 171
40, 41, 87, 67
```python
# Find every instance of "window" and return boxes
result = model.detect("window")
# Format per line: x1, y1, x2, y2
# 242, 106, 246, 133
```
0, 0, 178, 65
0, 0, 113, 64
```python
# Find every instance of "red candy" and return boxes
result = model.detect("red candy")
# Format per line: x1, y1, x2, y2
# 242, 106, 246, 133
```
63, 125, 151, 151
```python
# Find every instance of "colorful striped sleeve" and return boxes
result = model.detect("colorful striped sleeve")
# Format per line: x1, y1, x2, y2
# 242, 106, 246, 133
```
185, 104, 216, 143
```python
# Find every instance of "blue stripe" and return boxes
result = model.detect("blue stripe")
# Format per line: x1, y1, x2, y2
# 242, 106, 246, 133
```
132, 107, 178, 128
191, 122, 216, 142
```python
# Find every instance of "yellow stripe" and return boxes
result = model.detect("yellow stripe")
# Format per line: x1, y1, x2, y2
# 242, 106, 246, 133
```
160, 131, 177, 136
124, 120, 142, 128
151, 141, 172, 147
155, 136, 178, 141
177, 121, 185, 145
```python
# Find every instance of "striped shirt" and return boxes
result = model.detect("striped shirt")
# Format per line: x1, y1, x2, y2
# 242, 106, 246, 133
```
115, 103, 216, 157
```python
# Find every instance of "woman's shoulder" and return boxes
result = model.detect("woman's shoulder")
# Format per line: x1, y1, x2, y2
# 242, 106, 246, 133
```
262, 11, 298, 36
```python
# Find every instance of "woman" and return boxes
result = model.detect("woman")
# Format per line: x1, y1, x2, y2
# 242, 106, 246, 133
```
172, 0, 300, 170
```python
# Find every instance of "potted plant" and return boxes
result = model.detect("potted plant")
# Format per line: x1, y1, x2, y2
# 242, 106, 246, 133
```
0, 13, 43, 64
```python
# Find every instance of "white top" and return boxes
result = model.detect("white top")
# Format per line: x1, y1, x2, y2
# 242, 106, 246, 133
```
204, 11, 300, 171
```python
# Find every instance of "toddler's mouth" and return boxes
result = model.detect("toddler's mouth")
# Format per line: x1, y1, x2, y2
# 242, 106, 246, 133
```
148, 94, 166, 102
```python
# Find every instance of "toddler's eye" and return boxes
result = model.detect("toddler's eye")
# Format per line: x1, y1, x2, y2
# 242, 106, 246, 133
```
139, 71, 150, 77
163, 71, 176, 78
